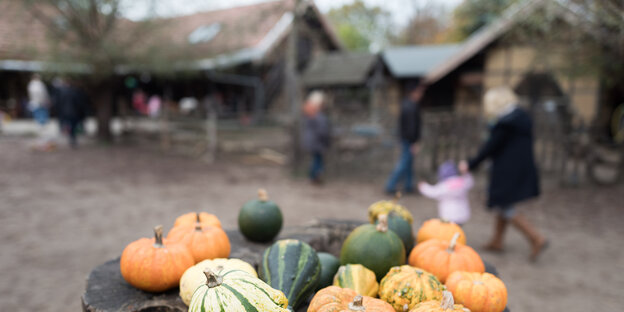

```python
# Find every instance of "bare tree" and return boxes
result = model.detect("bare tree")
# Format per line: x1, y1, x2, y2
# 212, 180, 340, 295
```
398, 0, 452, 45
23, 0, 183, 141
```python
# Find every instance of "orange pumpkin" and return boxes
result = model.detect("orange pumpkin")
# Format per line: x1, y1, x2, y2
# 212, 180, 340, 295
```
445, 271, 507, 312
409, 233, 484, 283
410, 291, 469, 312
416, 218, 466, 244
167, 222, 231, 263
120, 225, 194, 292
174, 212, 221, 228
308, 286, 395, 312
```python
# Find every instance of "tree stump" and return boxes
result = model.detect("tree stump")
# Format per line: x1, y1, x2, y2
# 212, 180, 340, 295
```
82, 219, 508, 311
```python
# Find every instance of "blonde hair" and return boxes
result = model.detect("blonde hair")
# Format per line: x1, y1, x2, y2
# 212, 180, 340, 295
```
483, 86, 518, 120
306, 90, 325, 107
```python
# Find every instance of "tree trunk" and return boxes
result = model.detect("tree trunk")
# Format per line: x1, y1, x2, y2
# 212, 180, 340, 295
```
92, 79, 114, 142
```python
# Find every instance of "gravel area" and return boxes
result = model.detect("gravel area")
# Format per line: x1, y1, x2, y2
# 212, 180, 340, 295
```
0, 136, 622, 311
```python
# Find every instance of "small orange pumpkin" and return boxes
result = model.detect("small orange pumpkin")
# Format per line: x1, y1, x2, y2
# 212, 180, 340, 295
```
408, 233, 484, 283
445, 271, 507, 312
410, 291, 469, 312
173, 212, 221, 228
167, 222, 231, 263
308, 286, 395, 312
120, 225, 194, 292
416, 218, 466, 244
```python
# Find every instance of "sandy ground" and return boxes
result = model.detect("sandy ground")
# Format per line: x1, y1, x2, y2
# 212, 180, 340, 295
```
0, 136, 622, 311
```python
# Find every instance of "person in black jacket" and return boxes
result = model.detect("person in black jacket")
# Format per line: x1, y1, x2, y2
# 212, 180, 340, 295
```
385, 85, 423, 194
461, 86, 548, 262
55, 79, 87, 147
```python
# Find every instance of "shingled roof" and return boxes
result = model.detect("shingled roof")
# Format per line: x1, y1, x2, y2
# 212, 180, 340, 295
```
302, 52, 378, 87
423, 0, 597, 84
382, 44, 461, 78
0, 0, 342, 71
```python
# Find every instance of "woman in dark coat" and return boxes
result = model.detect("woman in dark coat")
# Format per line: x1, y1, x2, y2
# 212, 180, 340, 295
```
461, 86, 548, 262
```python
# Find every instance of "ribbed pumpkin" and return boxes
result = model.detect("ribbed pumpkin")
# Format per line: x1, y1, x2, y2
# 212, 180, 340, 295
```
308, 286, 395, 312
259, 239, 321, 310
341, 214, 406, 281
188, 268, 289, 312
167, 221, 231, 263
445, 272, 508, 312
416, 219, 466, 245
174, 212, 221, 228
376, 212, 415, 254
409, 233, 484, 283
179, 258, 257, 305
368, 194, 414, 224
333, 264, 379, 297
378, 265, 444, 311
317, 252, 341, 290
238, 189, 283, 243
120, 225, 194, 292
409, 291, 469, 312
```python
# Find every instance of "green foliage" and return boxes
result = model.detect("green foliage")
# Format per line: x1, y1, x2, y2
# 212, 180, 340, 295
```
327, 0, 394, 51
450, 0, 518, 40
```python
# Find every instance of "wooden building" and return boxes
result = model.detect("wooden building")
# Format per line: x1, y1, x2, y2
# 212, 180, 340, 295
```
0, 0, 342, 121
422, 0, 623, 137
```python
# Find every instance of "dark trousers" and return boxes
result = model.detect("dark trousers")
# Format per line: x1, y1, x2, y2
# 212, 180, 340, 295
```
62, 118, 80, 147
385, 140, 415, 192
309, 152, 324, 180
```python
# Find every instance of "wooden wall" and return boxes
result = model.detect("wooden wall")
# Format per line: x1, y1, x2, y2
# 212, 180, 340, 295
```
483, 44, 600, 123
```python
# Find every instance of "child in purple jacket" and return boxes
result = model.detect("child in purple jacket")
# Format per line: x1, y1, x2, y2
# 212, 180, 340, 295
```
418, 161, 473, 225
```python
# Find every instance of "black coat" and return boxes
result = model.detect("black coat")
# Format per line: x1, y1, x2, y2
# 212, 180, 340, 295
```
399, 99, 421, 143
469, 108, 540, 208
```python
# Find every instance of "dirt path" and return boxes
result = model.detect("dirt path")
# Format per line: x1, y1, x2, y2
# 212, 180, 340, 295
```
0, 137, 622, 311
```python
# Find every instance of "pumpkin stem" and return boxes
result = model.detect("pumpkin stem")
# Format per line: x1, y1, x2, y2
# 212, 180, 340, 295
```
203, 268, 223, 288
348, 295, 366, 311
440, 291, 455, 310
376, 214, 388, 232
392, 191, 401, 203
194, 213, 202, 231
153, 225, 164, 248
258, 188, 269, 201
447, 232, 461, 253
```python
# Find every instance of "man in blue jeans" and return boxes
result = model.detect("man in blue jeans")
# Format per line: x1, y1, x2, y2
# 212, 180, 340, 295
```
385, 85, 424, 194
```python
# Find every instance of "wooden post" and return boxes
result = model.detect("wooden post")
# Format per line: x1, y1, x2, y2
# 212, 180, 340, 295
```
287, 0, 303, 175
205, 99, 218, 163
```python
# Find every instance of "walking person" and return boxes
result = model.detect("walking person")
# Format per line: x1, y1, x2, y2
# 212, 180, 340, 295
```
55, 79, 87, 147
27, 73, 53, 150
418, 160, 474, 226
385, 85, 424, 194
302, 91, 331, 185
461, 86, 548, 262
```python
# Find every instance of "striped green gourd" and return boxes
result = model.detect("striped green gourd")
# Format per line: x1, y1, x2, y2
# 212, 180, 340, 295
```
188, 267, 289, 312
259, 239, 321, 310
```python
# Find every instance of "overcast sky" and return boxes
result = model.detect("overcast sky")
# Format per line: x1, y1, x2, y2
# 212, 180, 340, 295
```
123, 0, 463, 27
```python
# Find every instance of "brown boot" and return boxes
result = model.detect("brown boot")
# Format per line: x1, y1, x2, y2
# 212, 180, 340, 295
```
483, 215, 508, 252
510, 214, 548, 262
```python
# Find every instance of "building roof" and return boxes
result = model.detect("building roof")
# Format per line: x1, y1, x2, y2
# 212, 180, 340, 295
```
0, 0, 342, 72
382, 44, 461, 78
423, 0, 594, 85
0, 1, 49, 62
302, 52, 377, 87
